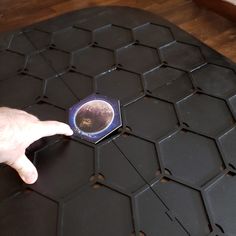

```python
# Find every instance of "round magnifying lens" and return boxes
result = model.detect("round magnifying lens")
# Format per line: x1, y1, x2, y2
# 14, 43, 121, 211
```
75, 99, 115, 134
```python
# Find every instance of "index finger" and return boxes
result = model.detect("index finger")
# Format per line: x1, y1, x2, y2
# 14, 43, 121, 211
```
30, 120, 73, 142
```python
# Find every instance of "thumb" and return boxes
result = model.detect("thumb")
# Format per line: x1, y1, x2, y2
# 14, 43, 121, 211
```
7, 155, 38, 184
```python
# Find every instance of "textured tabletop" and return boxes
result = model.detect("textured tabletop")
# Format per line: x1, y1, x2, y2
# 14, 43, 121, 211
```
0, 6, 236, 236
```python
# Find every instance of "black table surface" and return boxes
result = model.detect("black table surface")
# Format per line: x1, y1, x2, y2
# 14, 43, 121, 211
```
0, 6, 236, 236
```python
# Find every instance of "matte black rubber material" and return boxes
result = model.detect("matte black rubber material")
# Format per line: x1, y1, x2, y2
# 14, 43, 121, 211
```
0, 6, 236, 236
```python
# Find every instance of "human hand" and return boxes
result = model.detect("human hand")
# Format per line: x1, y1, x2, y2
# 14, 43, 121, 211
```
0, 107, 73, 184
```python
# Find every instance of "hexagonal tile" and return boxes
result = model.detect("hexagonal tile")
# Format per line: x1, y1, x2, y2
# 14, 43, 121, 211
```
0, 31, 14, 50
25, 101, 67, 123
160, 42, 205, 71
62, 71, 93, 100
44, 77, 78, 109
218, 126, 236, 169
114, 134, 160, 183
0, 166, 23, 202
133, 23, 174, 48
177, 93, 234, 136
24, 29, 51, 50
124, 96, 178, 139
25, 125, 63, 159
134, 186, 187, 235
32, 139, 94, 198
69, 94, 122, 143
205, 173, 236, 235
73, 46, 114, 76
0, 75, 42, 109
117, 45, 160, 74
96, 69, 143, 105
9, 32, 35, 54
99, 141, 146, 192
159, 130, 223, 186
94, 25, 133, 49
26, 53, 55, 79
63, 185, 134, 236
192, 64, 236, 97
53, 27, 91, 52
153, 179, 211, 235
0, 50, 25, 80
228, 94, 236, 119
144, 66, 194, 102
0, 190, 57, 235
41, 48, 70, 74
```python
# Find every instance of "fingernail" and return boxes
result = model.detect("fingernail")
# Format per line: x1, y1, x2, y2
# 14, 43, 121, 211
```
23, 172, 38, 184
66, 128, 74, 136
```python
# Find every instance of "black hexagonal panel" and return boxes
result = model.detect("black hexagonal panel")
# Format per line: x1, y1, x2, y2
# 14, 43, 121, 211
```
1, 6, 236, 236
63, 185, 134, 236
9, 32, 35, 55
178, 93, 234, 136
99, 141, 146, 193
24, 101, 68, 123
144, 66, 194, 102
26, 52, 56, 79
62, 71, 93, 100
133, 23, 174, 48
96, 69, 143, 105
218, 126, 236, 169
40, 48, 70, 74
134, 185, 187, 235
160, 42, 205, 71
24, 29, 51, 51
124, 96, 178, 139
115, 134, 160, 183
44, 77, 78, 109
73, 46, 114, 76
0, 166, 23, 202
153, 179, 211, 236
0, 190, 58, 236
192, 63, 236, 97
227, 94, 236, 119
117, 44, 160, 74
205, 173, 236, 235
0, 31, 14, 50
0, 50, 25, 80
0, 75, 42, 109
32, 139, 94, 198
52, 26, 91, 52
94, 25, 133, 49
158, 130, 223, 186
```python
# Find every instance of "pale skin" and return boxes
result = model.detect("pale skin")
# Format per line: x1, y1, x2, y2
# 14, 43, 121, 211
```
0, 107, 73, 184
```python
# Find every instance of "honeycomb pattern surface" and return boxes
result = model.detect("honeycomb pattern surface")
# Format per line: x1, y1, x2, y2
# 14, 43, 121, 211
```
0, 6, 236, 236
